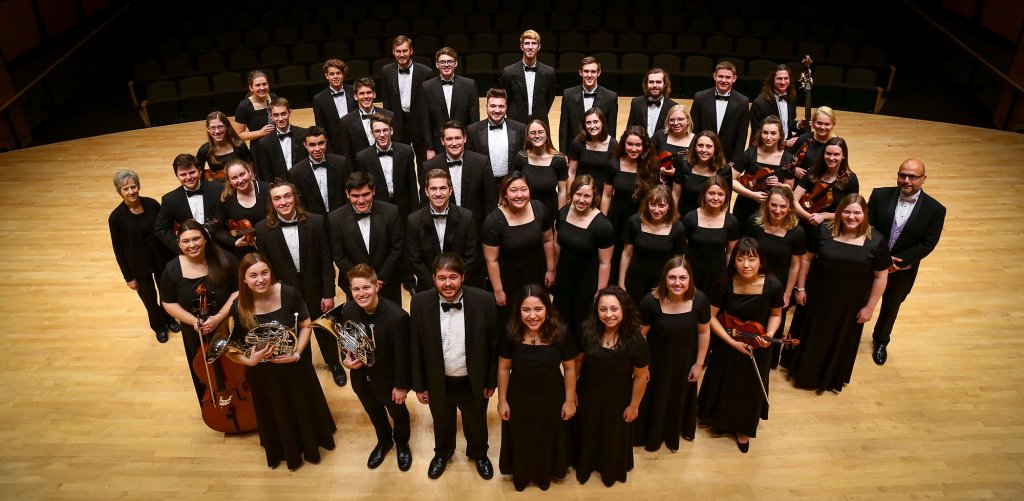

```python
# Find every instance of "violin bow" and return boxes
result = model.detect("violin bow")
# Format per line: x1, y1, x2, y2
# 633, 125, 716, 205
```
747, 350, 770, 406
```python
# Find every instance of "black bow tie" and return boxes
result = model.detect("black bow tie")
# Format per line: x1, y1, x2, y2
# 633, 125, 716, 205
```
398, 67, 411, 75
331, 90, 344, 98
715, 94, 730, 101
185, 189, 202, 198
431, 212, 448, 219
354, 210, 372, 220
648, 99, 661, 107
360, 113, 371, 120
446, 160, 462, 167
278, 219, 299, 227
441, 301, 462, 312
582, 92, 597, 99
441, 79, 454, 86
311, 161, 325, 170
524, 66, 537, 72
488, 122, 503, 130
778, 95, 787, 102
377, 149, 393, 157
277, 133, 289, 141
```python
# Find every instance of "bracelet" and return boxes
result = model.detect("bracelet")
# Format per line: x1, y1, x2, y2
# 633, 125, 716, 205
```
794, 287, 805, 292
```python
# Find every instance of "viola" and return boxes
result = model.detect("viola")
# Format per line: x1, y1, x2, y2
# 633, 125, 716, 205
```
800, 182, 834, 214
718, 312, 799, 348
192, 283, 258, 434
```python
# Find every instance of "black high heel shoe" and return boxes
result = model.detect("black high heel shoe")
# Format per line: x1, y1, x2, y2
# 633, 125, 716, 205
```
736, 437, 750, 453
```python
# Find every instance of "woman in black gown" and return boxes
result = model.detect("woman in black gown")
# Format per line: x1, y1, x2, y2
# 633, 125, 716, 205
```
482, 172, 556, 311
497, 285, 578, 492
573, 286, 649, 487
227, 253, 336, 470
553, 175, 615, 335
788, 106, 838, 179
602, 126, 661, 282
785, 194, 889, 393
671, 131, 732, 218
213, 159, 268, 259
566, 108, 617, 193
682, 176, 740, 294
159, 220, 239, 403
696, 238, 783, 453
108, 170, 177, 342
512, 119, 569, 221
652, 104, 695, 166
793, 137, 859, 246
634, 256, 710, 450
197, 111, 251, 182
731, 116, 796, 233
618, 184, 686, 305
232, 70, 277, 177
745, 185, 806, 368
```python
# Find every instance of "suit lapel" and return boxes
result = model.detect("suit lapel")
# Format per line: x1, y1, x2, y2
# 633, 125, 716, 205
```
442, 208, 460, 251
269, 224, 298, 275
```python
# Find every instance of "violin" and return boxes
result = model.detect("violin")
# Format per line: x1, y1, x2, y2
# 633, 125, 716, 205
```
172, 217, 221, 236
799, 181, 834, 214
718, 312, 799, 348
657, 151, 674, 184
737, 166, 776, 192
228, 219, 256, 247
192, 283, 258, 434
203, 169, 227, 183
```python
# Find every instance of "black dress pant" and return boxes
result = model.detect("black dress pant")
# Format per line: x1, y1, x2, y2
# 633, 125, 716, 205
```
136, 271, 173, 333
428, 377, 489, 459
306, 300, 341, 368
355, 384, 411, 445
872, 267, 918, 346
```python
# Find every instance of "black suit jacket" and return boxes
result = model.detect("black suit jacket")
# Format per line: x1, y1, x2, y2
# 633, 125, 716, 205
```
354, 142, 420, 218
312, 84, 357, 156
750, 93, 799, 144
465, 118, 527, 178
255, 125, 309, 182
288, 154, 352, 216
337, 107, 395, 161
498, 61, 557, 125
380, 61, 434, 144
253, 213, 335, 312
409, 286, 498, 403
690, 87, 751, 163
867, 187, 946, 275
415, 75, 480, 155
326, 200, 404, 295
625, 96, 679, 135
340, 297, 411, 399
420, 151, 497, 229
558, 84, 618, 152
406, 204, 480, 290
153, 180, 226, 252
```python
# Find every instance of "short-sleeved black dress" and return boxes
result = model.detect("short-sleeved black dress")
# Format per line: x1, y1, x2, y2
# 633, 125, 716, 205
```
621, 214, 686, 305
634, 290, 711, 450
697, 275, 783, 437
230, 284, 336, 470
673, 161, 733, 221
511, 153, 569, 224
196, 142, 252, 180
216, 180, 269, 259
731, 147, 795, 232
553, 207, 615, 334
796, 172, 860, 247
606, 159, 641, 280
682, 209, 741, 294
745, 219, 806, 367
784, 226, 890, 392
498, 325, 579, 488
234, 94, 276, 175
481, 200, 554, 312
567, 137, 616, 192
572, 334, 650, 487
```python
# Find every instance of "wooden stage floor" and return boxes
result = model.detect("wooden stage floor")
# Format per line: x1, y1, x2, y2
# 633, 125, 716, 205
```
0, 99, 1022, 499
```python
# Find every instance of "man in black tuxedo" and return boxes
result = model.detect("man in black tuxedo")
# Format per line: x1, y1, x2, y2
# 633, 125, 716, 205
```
154, 153, 225, 252
420, 120, 497, 231
380, 35, 434, 171
497, 30, 557, 125
337, 77, 395, 161
466, 87, 526, 185
312, 59, 357, 156
254, 181, 344, 386
406, 169, 480, 291
339, 264, 412, 471
355, 113, 420, 219
690, 61, 751, 163
867, 158, 946, 365
409, 253, 497, 480
288, 127, 352, 216
255, 97, 308, 182
625, 68, 679, 137
750, 64, 800, 147
327, 171, 405, 305
558, 55, 618, 152
415, 47, 480, 161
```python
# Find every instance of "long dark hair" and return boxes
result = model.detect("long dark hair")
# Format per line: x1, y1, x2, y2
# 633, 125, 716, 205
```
724, 237, 765, 284
807, 136, 852, 189
580, 286, 642, 356
612, 125, 660, 203
508, 284, 561, 345
175, 219, 233, 289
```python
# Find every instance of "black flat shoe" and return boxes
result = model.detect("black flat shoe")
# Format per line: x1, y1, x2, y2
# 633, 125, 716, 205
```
538, 482, 550, 491
737, 438, 749, 453
155, 330, 169, 343
367, 442, 392, 469
330, 365, 347, 387
396, 443, 412, 471
514, 482, 527, 492
427, 453, 453, 479
167, 322, 181, 333
873, 343, 888, 366
474, 456, 493, 480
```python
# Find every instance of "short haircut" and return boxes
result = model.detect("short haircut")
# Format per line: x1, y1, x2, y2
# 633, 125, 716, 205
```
432, 252, 465, 276
354, 76, 375, 92
715, 60, 737, 75
425, 168, 453, 188
519, 30, 540, 44
580, 55, 601, 70
347, 263, 378, 283
305, 126, 327, 141
269, 96, 290, 110
172, 153, 197, 173
113, 169, 140, 192
441, 120, 466, 137
485, 87, 507, 101
346, 170, 375, 191
392, 35, 413, 49
323, 59, 348, 74
436, 47, 458, 61
368, 113, 392, 128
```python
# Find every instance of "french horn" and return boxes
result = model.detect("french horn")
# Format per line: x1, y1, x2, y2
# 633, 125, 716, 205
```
312, 305, 376, 367
206, 313, 299, 363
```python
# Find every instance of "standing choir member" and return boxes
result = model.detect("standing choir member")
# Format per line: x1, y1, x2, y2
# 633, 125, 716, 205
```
153, 154, 225, 253
232, 70, 276, 176
312, 59, 357, 157
212, 159, 268, 259
337, 77, 395, 161
750, 65, 800, 146
625, 68, 678, 137
380, 36, 434, 170
654, 104, 695, 170
410, 253, 498, 480
511, 119, 568, 218
288, 127, 351, 217
355, 113, 420, 219
498, 29, 557, 125
406, 169, 480, 290
683, 176, 740, 294
467, 88, 526, 185
255, 97, 308, 182
559, 56, 618, 153
566, 108, 617, 192
788, 106, 838, 178
792, 137, 859, 245
417, 47, 480, 160
689, 61, 751, 163
672, 131, 732, 218
731, 116, 796, 232
601, 126, 661, 282
196, 111, 251, 182
618, 185, 686, 304
420, 120, 496, 231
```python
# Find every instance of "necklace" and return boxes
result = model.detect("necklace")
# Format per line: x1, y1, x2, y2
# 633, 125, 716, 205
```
602, 334, 618, 348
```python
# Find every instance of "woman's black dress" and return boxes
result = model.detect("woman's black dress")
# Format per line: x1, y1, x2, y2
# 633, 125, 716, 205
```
634, 291, 711, 450
622, 214, 686, 306
159, 254, 240, 403
214, 180, 269, 259
745, 219, 806, 367
606, 159, 639, 281
498, 326, 578, 488
573, 335, 649, 487
230, 284, 336, 470
511, 153, 568, 225
481, 200, 553, 314
789, 132, 828, 174
682, 209, 740, 294
673, 161, 733, 219
109, 197, 176, 333
567, 137, 616, 192
731, 147, 796, 232
235, 94, 276, 175
795, 172, 860, 247
652, 129, 692, 163
196, 142, 252, 180
785, 226, 890, 392
696, 276, 783, 437
553, 207, 615, 334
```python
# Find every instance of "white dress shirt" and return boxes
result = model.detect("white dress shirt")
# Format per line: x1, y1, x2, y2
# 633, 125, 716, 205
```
889, 191, 920, 250
377, 146, 395, 197
356, 207, 372, 252
431, 205, 450, 248
582, 85, 597, 112
331, 86, 349, 119
397, 65, 413, 112
359, 108, 376, 145
279, 216, 301, 272
447, 156, 464, 205
277, 127, 294, 171
438, 291, 468, 377
310, 158, 330, 210
646, 97, 662, 136
715, 92, 730, 133
441, 78, 454, 116
185, 186, 205, 224
523, 62, 536, 115
775, 93, 790, 137
487, 121, 509, 177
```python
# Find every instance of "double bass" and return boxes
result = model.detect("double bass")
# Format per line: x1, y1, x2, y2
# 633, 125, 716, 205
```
192, 283, 258, 434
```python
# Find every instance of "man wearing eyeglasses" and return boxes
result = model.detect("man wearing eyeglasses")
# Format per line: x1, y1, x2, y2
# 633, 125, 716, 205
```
354, 113, 420, 219
338, 77, 395, 162
867, 158, 946, 366
415, 47, 480, 162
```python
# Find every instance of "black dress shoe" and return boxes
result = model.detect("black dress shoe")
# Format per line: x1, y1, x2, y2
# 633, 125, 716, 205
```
737, 438, 749, 453
330, 365, 347, 386
538, 482, 550, 491
427, 453, 453, 479
167, 321, 181, 333
474, 456, 493, 480
873, 343, 888, 366
367, 442, 392, 469
396, 443, 412, 471
155, 330, 169, 343
514, 482, 527, 492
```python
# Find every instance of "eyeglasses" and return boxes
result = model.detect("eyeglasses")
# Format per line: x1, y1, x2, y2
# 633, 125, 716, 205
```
208, 125, 226, 131
897, 173, 923, 181
436, 60, 456, 67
